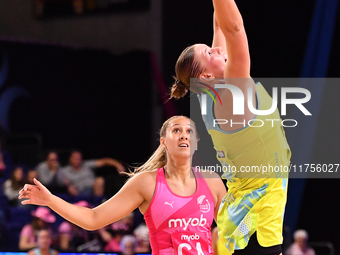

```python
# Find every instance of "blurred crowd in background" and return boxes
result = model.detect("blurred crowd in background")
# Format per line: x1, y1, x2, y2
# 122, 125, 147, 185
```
0, 140, 151, 254
0, 139, 320, 255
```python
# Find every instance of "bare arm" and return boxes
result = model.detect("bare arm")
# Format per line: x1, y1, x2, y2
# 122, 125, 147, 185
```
212, 0, 256, 131
211, 227, 218, 255
203, 172, 227, 221
213, 0, 250, 78
212, 12, 227, 56
19, 235, 37, 251
19, 176, 146, 231
96, 158, 126, 173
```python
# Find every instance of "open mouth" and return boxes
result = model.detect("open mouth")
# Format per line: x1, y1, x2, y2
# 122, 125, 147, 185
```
179, 143, 189, 148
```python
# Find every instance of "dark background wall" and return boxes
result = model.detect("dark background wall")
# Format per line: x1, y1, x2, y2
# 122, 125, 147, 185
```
0, 0, 340, 253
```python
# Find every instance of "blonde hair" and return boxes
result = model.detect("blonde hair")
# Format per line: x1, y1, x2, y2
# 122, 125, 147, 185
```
128, 116, 198, 176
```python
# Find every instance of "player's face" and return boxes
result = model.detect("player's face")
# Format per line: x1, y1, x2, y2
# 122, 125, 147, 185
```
195, 44, 226, 79
37, 230, 52, 249
70, 152, 83, 168
47, 152, 59, 169
123, 240, 135, 255
13, 167, 23, 181
162, 117, 198, 159
296, 237, 307, 248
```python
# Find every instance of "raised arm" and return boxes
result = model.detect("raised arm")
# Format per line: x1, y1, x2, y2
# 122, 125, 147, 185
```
212, 12, 227, 56
19, 175, 148, 231
213, 0, 250, 78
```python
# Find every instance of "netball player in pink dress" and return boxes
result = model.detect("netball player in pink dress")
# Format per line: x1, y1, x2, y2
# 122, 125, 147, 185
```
19, 116, 227, 255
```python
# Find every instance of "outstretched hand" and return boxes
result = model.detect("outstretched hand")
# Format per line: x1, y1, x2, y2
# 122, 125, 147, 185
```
18, 178, 53, 206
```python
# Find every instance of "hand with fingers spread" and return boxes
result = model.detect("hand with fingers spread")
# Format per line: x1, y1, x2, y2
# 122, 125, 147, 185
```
19, 178, 53, 206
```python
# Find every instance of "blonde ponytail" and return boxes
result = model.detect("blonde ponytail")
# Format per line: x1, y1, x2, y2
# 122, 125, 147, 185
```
126, 116, 196, 177
128, 145, 167, 177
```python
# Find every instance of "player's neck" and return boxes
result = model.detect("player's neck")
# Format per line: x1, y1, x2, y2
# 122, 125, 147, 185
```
164, 160, 192, 180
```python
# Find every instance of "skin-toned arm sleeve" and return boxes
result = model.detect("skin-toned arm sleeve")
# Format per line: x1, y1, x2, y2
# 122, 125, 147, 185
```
19, 174, 146, 231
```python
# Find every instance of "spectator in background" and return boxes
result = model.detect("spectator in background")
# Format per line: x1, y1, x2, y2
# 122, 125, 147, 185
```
19, 207, 56, 251
58, 201, 91, 251
27, 169, 38, 185
2, 166, 25, 206
99, 212, 135, 252
27, 229, 58, 255
285, 229, 315, 255
0, 150, 5, 178
120, 235, 137, 255
36, 152, 66, 193
133, 223, 151, 253
60, 150, 125, 197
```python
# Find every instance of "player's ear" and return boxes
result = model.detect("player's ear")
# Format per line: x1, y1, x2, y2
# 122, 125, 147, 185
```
160, 137, 166, 149
199, 73, 215, 80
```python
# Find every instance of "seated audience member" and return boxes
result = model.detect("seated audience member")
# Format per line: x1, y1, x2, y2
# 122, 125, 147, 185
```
58, 201, 91, 251
19, 207, 56, 251
2, 166, 25, 206
27, 169, 38, 185
98, 226, 122, 252
285, 229, 315, 255
99, 212, 135, 252
27, 229, 58, 255
60, 150, 125, 197
120, 235, 137, 255
133, 223, 151, 253
36, 152, 66, 193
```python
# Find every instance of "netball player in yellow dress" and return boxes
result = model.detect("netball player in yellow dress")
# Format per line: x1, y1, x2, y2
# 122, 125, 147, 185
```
170, 0, 291, 254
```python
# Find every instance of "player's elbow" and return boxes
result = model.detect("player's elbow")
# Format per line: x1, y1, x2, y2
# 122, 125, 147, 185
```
84, 225, 98, 231
82, 210, 103, 231
223, 22, 244, 35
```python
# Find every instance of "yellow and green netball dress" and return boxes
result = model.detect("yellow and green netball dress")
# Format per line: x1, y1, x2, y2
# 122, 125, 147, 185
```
197, 82, 291, 253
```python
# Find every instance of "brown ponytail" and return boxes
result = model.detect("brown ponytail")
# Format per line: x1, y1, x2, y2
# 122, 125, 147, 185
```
170, 76, 189, 99
170, 44, 204, 99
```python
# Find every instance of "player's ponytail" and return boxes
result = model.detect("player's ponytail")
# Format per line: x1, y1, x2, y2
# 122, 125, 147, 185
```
132, 145, 167, 175
170, 45, 204, 99
170, 77, 189, 99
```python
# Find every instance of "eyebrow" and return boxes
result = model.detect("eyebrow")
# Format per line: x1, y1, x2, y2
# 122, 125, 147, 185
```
171, 124, 193, 128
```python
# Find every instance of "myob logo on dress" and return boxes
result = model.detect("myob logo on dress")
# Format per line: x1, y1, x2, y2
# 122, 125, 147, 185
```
168, 215, 207, 230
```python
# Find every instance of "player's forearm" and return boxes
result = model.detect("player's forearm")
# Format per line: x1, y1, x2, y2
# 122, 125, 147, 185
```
19, 239, 37, 251
212, 12, 227, 54
213, 0, 244, 34
47, 194, 98, 230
